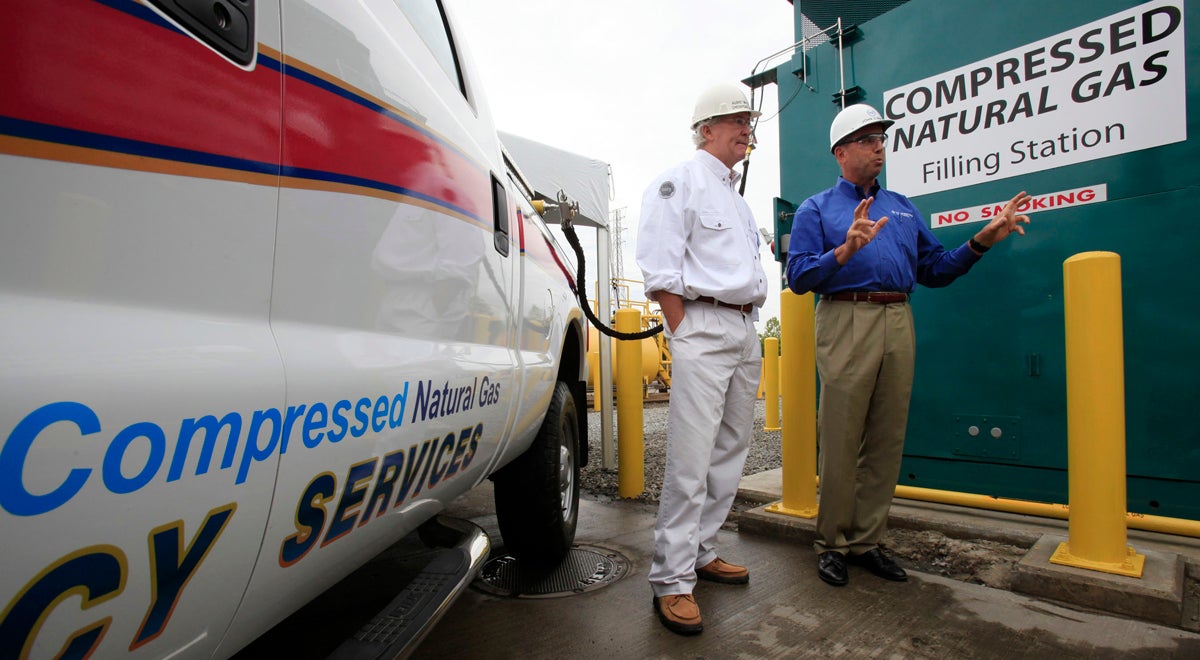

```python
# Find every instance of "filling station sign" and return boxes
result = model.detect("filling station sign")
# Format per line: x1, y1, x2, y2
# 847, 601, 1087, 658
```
882, 0, 1186, 199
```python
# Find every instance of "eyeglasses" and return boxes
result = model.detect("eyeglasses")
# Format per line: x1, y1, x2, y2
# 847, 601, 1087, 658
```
843, 133, 888, 147
720, 116, 754, 128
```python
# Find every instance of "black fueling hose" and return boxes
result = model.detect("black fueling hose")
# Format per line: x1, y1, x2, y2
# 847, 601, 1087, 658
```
559, 218, 663, 340
738, 138, 755, 196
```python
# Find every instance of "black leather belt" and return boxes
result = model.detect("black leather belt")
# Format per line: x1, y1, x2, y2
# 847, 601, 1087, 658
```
691, 295, 753, 313
824, 291, 910, 304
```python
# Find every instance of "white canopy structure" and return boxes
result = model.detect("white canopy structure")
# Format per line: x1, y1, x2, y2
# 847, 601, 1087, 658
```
499, 131, 611, 229
499, 131, 618, 469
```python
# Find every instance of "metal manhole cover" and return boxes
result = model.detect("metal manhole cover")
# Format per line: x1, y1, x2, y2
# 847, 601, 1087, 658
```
473, 544, 629, 598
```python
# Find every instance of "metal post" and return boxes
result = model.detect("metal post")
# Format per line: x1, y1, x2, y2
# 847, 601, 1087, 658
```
614, 309, 644, 498
837, 17, 845, 109
597, 226, 616, 470
1050, 251, 1145, 577
763, 337, 781, 431
588, 312, 601, 412
768, 290, 817, 518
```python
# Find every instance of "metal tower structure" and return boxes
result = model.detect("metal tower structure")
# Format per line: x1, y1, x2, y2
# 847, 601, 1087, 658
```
609, 207, 625, 281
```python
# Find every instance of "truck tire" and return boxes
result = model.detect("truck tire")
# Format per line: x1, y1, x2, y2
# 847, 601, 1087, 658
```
494, 381, 580, 565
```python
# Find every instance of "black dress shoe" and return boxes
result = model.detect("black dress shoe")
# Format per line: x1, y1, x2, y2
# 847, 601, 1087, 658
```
848, 547, 907, 581
816, 551, 848, 586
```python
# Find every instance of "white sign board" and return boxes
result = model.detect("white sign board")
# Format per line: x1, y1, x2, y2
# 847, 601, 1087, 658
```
884, 0, 1186, 196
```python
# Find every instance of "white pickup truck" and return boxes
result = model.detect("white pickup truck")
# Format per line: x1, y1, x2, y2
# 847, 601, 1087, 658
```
0, 1, 588, 657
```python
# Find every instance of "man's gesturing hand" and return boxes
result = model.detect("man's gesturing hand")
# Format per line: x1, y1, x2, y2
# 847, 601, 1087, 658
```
835, 196, 888, 265
974, 191, 1032, 249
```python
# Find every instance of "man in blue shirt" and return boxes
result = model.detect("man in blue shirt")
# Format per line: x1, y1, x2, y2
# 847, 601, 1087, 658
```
786, 104, 1031, 587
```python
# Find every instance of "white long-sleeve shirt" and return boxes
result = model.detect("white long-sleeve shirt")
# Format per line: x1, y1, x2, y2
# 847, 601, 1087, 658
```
636, 150, 767, 317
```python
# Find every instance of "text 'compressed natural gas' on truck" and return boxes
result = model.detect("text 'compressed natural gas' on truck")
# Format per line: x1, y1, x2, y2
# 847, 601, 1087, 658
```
0, 1, 588, 657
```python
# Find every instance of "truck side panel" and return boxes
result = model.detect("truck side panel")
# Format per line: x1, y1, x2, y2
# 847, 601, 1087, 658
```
0, 1, 286, 657
1, 1, 584, 657
215, 0, 525, 652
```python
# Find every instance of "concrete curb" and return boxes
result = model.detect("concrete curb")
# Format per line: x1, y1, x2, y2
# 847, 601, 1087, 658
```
1013, 535, 1185, 627
737, 467, 1198, 630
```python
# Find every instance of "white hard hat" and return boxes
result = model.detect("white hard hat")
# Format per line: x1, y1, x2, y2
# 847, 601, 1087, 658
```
829, 104, 895, 153
691, 83, 761, 129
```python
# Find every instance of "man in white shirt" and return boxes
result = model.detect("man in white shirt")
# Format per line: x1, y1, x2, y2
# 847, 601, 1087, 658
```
636, 83, 769, 635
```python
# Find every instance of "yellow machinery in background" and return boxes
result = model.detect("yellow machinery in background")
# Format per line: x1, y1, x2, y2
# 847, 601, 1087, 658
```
587, 279, 671, 406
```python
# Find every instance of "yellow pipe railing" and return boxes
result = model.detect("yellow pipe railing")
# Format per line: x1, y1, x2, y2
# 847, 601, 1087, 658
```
786, 476, 1200, 539
893, 483, 1200, 539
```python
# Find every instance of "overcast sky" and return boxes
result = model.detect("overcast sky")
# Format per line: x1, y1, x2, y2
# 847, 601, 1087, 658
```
450, 0, 798, 326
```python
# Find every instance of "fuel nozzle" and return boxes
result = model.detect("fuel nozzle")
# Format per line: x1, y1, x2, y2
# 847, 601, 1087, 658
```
532, 191, 579, 229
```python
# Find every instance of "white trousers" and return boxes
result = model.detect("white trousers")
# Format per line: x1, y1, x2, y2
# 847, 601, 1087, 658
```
649, 303, 760, 597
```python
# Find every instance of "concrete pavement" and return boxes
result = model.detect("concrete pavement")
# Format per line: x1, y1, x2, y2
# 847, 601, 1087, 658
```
412, 475, 1200, 658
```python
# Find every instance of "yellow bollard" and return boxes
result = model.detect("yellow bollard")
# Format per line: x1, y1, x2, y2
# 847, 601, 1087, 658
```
1050, 252, 1144, 577
767, 290, 817, 518
763, 337, 781, 431
615, 309, 645, 498
756, 357, 766, 399
587, 350, 601, 411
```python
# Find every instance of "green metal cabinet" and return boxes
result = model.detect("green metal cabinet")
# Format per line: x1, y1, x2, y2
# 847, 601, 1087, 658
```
773, 0, 1199, 517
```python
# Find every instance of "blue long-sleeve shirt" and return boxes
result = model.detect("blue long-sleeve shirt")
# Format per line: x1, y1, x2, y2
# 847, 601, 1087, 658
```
786, 177, 980, 295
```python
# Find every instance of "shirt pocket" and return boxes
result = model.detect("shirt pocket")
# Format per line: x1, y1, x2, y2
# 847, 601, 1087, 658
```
699, 213, 733, 232
695, 212, 740, 265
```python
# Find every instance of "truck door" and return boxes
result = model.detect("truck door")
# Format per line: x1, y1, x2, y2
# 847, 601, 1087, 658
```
0, 2, 285, 658
497, 174, 574, 464
217, 1, 520, 651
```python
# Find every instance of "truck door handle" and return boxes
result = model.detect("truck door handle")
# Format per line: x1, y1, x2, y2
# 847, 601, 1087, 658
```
146, 0, 256, 65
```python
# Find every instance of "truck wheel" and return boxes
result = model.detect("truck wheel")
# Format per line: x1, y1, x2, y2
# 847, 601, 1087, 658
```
494, 381, 580, 565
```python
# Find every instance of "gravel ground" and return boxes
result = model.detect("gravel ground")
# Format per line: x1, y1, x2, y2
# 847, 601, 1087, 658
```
579, 398, 781, 505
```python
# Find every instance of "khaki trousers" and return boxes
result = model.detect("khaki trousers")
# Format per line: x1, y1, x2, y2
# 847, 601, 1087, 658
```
813, 299, 915, 555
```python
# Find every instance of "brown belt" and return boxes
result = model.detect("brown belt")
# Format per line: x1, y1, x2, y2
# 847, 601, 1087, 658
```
824, 291, 910, 304
691, 295, 754, 313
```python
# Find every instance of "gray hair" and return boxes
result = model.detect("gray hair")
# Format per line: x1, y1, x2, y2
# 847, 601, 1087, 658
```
691, 117, 720, 148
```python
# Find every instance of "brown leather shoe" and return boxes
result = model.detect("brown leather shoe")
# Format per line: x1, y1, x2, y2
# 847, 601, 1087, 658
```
652, 593, 703, 635
696, 557, 749, 584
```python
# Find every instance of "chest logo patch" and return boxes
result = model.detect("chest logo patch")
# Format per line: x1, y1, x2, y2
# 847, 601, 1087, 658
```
658, 181, 676, 199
